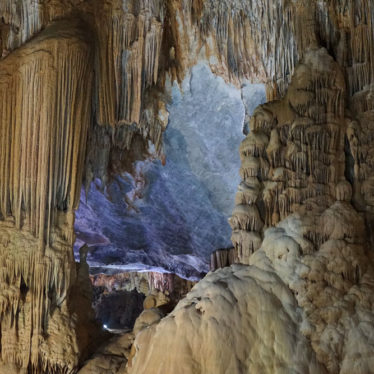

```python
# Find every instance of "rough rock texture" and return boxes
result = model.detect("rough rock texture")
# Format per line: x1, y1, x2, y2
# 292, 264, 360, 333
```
210, 247, 237, 270
129, 264, 327, 374
78, 333, 134, 374
130, 201, 374, 373
90, 271, 195, 302
231, 47, 347, 264
250, 210, 374, 374
1, 0, 374, 373
0, 20, 101, 373
128, 1, 374, 370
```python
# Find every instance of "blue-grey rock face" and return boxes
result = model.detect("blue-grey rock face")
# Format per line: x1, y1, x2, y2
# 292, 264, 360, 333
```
74, 64, 266, 279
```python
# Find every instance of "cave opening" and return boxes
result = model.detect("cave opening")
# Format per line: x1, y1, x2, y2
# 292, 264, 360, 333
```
74, 64, 266, 329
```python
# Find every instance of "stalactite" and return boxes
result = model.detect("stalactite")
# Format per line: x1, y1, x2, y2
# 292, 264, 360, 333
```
231, 230, 262, 265
0, 0, 373, 371
0, 220, 79, 373
210, 248, 237, 271
0, 20, 93, 248
240, 157, 260, 180
0, 20, 97, 373
94, 1, 165, 127
240, 131, 269, 158
229, 205, 263, 232
234, 181, 260, 206
230, 47, 350, 263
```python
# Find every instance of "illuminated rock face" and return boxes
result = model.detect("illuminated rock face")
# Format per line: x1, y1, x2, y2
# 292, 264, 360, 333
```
129, 264, 327, 374
1, 0, 374, 373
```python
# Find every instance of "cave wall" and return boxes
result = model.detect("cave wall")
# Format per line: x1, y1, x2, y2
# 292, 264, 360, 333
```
129, 42, 374, 374
0, 0, 373, 373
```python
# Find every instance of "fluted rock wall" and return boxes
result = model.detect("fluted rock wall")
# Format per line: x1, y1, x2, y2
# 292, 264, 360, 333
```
0, 20, 99, 373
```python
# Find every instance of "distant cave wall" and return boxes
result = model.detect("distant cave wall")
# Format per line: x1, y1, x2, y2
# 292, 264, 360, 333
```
75, 64, 266, 279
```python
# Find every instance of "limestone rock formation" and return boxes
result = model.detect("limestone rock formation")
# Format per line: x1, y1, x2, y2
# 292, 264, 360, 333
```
90, 271, 195, 330
128, 0, 374, 369
1, 0, 374, 373
90, 271, 195, 303
251, 210, 374, 374
78, 333, 134, 374
130, 201, 374, 373
129, 263, 327, 374
210, 247, 237, 270
231, 47, 347, 264
0, 20, 100, 373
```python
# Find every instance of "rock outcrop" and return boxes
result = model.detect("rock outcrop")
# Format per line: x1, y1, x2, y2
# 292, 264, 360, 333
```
130, 202, 374, 373
129, 264, 327, 374
90, 271, 195, 302
231, 47, 347, 263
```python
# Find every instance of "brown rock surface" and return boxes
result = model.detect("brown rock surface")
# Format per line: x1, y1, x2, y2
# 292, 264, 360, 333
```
128, 2, 374, 368
0, 0, 374, 373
